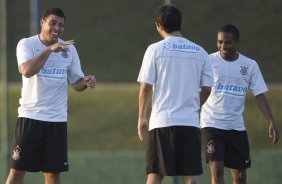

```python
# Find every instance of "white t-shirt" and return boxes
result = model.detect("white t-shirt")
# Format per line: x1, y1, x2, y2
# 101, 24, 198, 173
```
137, 36, 214, 130
200, 51, 268, 130
16, 35, 85, 122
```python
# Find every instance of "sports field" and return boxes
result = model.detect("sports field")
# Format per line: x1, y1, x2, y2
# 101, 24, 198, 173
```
1, 83, 282, 183
1, 150, 282, 183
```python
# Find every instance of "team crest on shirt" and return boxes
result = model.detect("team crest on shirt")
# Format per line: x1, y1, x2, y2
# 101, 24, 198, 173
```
206, 140, 215, 154
240, 65, 248, 75
163, 43, 171, 49
12, 145, 22, 161
61, 51, 69, 58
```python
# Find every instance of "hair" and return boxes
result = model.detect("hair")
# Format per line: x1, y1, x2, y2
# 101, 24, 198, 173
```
153, 5, 182, 33
41, 7, 65, 21
219, 24, 240, 41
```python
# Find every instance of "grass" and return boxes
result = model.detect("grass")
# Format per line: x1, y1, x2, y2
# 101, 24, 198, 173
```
1, 150, 281, 184
67, 83, 143, 151
1, 83, 282, 151
244, 84, 282, 150
1, 83, 282, 184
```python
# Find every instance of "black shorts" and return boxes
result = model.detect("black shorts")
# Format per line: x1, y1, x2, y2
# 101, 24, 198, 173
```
10, 117, 68, 172
146, 126, 203, 176
201, 127, 251, 169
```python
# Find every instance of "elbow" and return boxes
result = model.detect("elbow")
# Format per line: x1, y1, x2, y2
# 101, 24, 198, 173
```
21, 70, 34, 78
140, 83, 152, 94
19, 66, 34, 78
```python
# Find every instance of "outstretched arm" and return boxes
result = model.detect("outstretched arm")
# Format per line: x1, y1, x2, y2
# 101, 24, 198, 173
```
255, 93, 280, 144
137, 82, 152, 141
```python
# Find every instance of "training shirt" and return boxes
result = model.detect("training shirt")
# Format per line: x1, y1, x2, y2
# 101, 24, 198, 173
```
137, 36, 213, 130
200, 51, 268, 130
16, 35, 85, 122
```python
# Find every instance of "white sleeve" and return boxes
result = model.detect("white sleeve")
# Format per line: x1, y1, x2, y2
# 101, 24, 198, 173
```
250, 62, 268, 96
16, 38, 34, 66
137, 46, 156, 85
67, 45, 85, 83
200, 51, 214, 87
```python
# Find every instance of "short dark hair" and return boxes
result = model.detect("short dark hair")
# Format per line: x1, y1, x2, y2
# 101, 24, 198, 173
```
41, 7, 65, 21
153, 5, 182, 33
219, 24, 240, 41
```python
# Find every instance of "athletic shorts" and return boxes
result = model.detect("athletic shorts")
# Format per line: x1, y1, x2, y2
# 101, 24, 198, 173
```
201, 127, 251, 169
146, 126, 203, 176
10, 117, 68, 172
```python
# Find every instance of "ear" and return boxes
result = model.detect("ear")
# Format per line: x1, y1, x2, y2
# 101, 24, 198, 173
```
155, 22, 159, 28
155, 23, 163, 31
40, 19, 44, 27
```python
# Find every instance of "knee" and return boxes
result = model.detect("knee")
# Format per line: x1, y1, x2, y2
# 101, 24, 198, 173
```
44, 172, 60, 184
6, 169, 25, 182
233, 171, 246, 183
146, 173, 164, 184
183, 176, 200, 184
211, 161, 225, 176
209, 161, 225, 183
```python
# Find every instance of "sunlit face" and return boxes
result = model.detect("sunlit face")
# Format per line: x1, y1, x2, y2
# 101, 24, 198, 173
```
40, 15, 65, 46
217, 31, 239, 61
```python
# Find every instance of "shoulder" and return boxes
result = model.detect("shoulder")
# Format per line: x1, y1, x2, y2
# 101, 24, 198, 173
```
148, 39, 165, 49
208, 51, 220, 58
17, 36, 40, 51
181, 38, 207, 53
18, 35, 38, 46
238, 53, 258, 66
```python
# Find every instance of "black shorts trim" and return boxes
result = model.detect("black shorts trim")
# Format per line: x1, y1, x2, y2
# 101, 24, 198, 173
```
201, 127, 251, 169
10, 117, 69, 172
146, 126, 203, 176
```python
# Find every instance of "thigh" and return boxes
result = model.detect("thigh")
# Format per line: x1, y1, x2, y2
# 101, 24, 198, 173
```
175, 126, 202, 176
146, 126, 176, 176
225, 130, 251, 169
10, 118, 45, 172
42, 122, 68, 172
201, 127, 226, 162
146, 126, 202, 176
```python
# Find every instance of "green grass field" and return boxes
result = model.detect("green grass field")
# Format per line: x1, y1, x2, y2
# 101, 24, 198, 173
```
1, 83, 282, 183
1, 150, 281, 184
4, 83, 280, 151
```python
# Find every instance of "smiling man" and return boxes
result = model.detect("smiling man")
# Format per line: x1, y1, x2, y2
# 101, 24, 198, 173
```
200, 24, 280, 184
6, 7, 96, 184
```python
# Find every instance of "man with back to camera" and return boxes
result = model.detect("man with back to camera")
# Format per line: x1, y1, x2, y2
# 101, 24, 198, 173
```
6, 7, 96, 184
200, 24, 280, 184
137, 5, 214, 184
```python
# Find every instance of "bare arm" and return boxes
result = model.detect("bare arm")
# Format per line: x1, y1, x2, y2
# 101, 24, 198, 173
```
72, 75, 96, 92
255, 93, 280, 144
200, 86, 211, 107
19, 40, 74, 78
137, 82, 152, 141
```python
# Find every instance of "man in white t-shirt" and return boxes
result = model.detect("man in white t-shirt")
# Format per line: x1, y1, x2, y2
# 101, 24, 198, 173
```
200, 24, 280, 184
6, 7, 96, 184
137, 5, 213, 184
